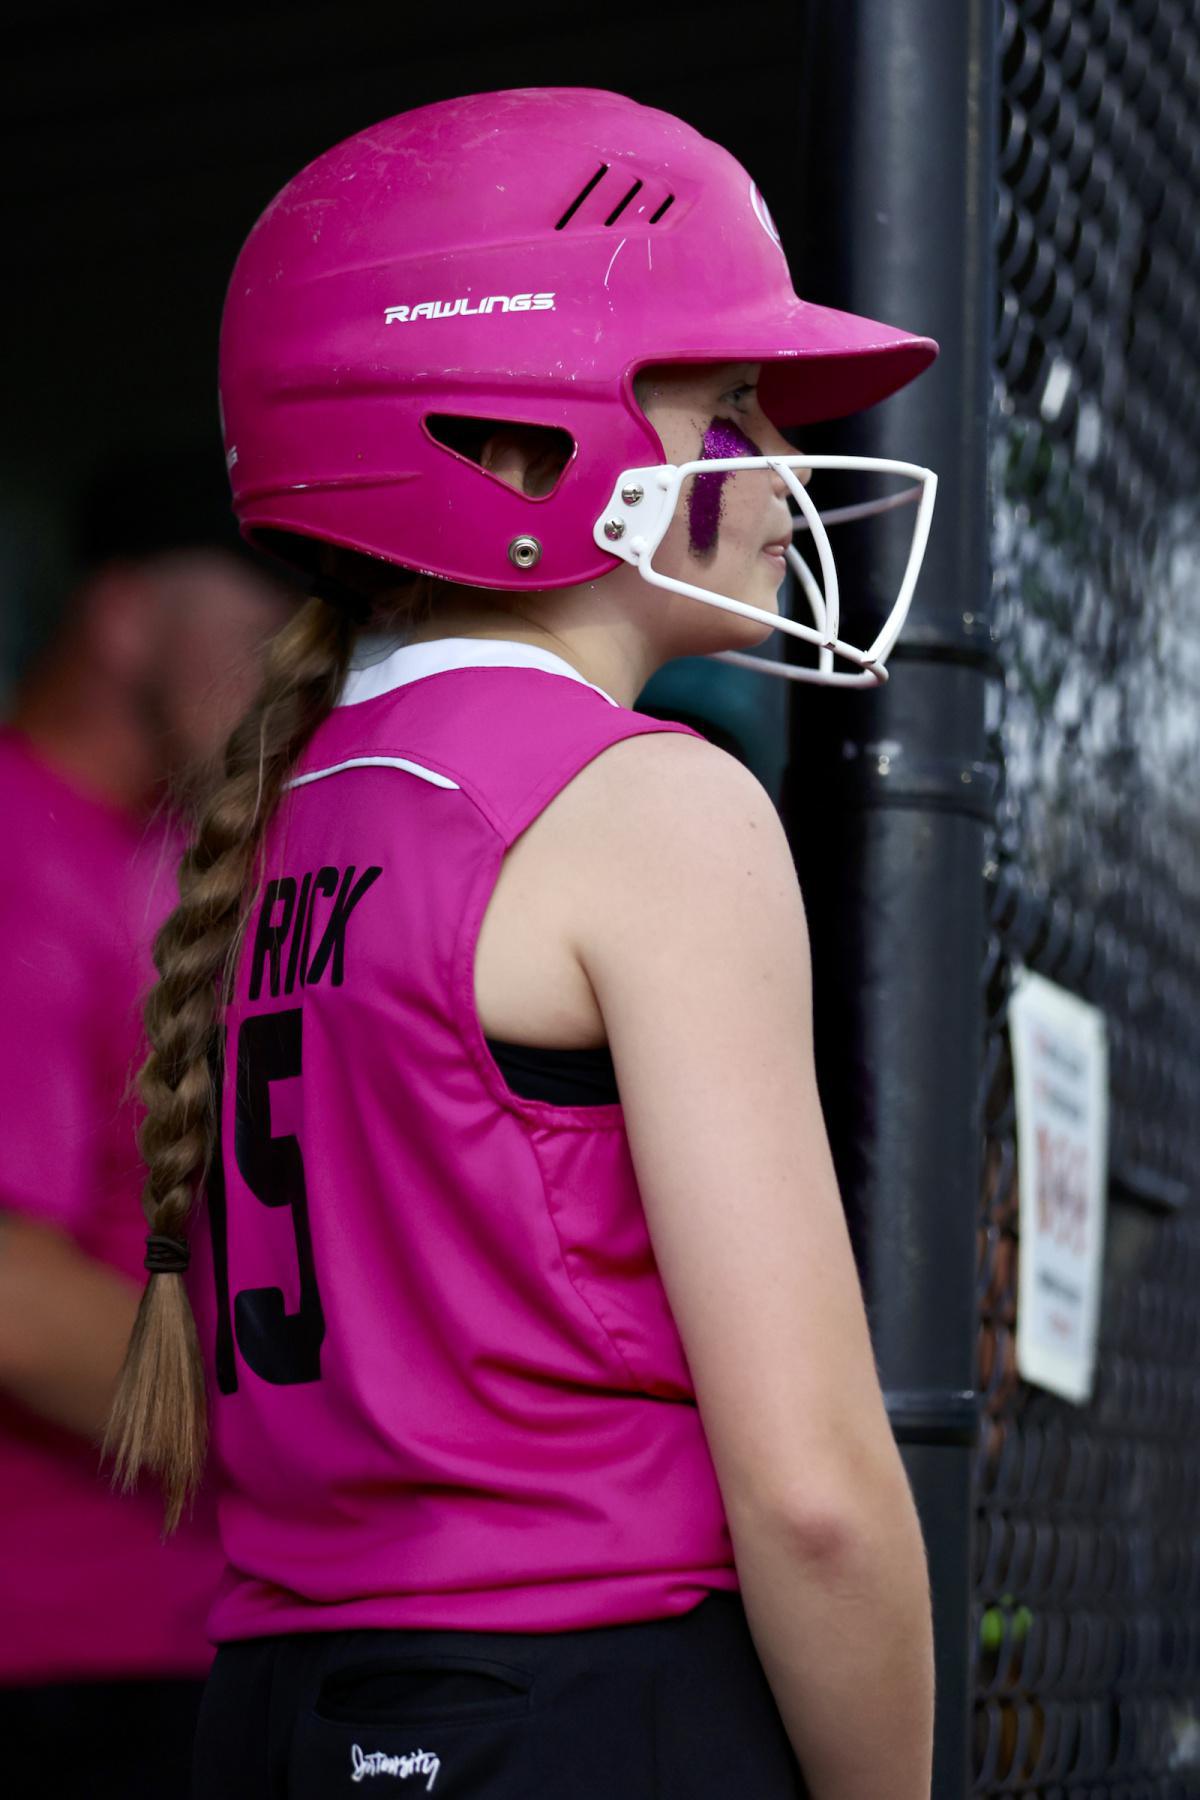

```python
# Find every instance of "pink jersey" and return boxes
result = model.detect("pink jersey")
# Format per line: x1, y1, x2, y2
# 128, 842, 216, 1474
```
0, 728, 220, 1683
193, 638, 742, 1640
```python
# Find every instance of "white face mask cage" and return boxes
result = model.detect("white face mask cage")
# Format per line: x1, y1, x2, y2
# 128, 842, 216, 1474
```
593, 455, 938, 687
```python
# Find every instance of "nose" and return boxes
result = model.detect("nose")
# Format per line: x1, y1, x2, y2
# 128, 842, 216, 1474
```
767, 460, 811, 499
759, 419, 811, 493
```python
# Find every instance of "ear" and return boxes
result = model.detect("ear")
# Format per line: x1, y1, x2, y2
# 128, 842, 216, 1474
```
479, 425, 570, 498
478, 431, 527, 489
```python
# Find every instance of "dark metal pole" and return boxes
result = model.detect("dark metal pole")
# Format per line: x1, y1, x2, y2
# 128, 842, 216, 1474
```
782, 4, 999, 1795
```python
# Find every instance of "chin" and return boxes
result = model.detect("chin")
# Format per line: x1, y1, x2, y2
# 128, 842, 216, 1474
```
727, 592, 780, 649
665, 561, 782, 657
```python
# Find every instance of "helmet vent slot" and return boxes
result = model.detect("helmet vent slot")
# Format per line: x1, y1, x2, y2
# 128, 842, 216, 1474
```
555, 165, 609, 230
604, 179, 643, 227
555, 168, 674, 229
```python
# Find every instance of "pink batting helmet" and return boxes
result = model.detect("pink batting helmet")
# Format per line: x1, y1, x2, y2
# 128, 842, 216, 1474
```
218, 87, 937, 592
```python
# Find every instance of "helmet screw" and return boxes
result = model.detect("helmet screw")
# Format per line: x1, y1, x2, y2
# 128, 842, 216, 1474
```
508, 536, 542, 569
604, 518, 626, 541
620, 484, 644, 506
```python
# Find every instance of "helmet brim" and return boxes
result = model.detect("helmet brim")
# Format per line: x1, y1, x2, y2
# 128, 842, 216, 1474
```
638, 299, 938, 428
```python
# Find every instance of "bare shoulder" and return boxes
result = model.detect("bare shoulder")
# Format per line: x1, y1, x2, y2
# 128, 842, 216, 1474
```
557, 723, 811, 1070
546, 726, 801, 939
567, 724, 779, 825
474, 727, 778, 1048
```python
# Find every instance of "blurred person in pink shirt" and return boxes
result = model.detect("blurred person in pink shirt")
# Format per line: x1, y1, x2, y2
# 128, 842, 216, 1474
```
0, 449, 291, 1798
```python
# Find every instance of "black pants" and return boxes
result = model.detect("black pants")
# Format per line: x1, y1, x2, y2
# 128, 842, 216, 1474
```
1, 1675, 205, 1798
194, 1590, 808, 1797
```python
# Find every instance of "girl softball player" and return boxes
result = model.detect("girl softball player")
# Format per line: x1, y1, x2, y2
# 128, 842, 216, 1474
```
110, 87, 939, 1798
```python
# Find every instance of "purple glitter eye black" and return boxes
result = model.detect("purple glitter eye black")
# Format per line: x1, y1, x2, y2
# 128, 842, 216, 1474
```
687, 417, 763, 556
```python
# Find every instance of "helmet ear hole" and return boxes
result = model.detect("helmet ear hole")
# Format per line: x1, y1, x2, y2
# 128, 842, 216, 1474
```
424, 415, 575, 500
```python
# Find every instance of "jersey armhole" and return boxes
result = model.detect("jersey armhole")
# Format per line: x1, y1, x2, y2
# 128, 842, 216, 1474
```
448, 715, 703, 1128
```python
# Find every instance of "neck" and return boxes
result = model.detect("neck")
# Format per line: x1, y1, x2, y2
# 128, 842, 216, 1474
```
399, 595, 661, 711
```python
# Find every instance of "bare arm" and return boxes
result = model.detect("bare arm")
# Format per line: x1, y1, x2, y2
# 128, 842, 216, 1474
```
725, 1485, 935, 1798
562, 731, 935, 1799
0, 1210, 140, 1441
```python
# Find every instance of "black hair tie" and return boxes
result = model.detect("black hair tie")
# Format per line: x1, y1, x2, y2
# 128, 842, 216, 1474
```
145, 1233, 190, 1276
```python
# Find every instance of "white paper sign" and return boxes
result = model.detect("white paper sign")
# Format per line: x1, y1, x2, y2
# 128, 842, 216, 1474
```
1008, 967, 1109, 1404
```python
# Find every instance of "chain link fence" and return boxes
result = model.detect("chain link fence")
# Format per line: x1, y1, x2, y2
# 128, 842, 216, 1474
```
975, 0, 1200, 1791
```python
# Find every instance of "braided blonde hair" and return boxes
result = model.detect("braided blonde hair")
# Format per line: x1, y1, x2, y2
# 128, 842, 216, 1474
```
106, 568, 433, 1529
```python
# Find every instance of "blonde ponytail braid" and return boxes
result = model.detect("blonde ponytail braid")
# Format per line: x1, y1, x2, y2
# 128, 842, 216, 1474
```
105, 590, 360, 1530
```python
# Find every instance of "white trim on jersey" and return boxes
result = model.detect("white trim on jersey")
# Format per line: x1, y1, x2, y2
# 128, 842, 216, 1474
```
336, 636, 621, 709
284, 756, 461, 792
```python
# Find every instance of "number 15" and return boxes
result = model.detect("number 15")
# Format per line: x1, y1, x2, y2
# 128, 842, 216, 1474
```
207, 1008, 325, 1394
